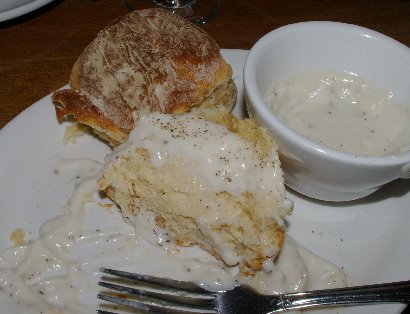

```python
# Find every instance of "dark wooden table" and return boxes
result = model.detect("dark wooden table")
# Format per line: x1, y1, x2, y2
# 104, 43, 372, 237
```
0, 1, 409, 313
2, 0, 410, 129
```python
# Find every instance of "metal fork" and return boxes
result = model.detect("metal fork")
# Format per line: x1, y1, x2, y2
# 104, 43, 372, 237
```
97, 267, 410, 314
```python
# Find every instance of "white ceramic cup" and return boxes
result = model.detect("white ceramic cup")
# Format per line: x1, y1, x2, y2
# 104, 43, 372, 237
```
244, 21, 410, 201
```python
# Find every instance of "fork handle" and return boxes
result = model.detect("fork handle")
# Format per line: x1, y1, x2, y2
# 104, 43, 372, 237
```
278, 280, 410, 311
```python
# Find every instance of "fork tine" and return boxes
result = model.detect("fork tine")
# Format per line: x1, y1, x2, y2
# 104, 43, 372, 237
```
97, 293, 217, 314
98, 268, 219, 313
100, 267, 213, 295
98, 281, 215, 307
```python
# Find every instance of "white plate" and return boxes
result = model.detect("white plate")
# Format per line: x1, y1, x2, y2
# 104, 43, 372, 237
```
0, 0, 54, 22
0, 49, 409, 314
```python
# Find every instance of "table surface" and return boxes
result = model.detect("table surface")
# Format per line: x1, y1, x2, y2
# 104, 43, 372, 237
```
2, 0, 410, 129
0, 1, 409, 313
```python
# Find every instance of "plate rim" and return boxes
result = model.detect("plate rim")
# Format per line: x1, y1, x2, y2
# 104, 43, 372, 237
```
0, 0, 55, 23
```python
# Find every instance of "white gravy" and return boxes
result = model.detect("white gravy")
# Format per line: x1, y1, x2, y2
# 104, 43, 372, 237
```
265, 70, 410, 156
111, 112, 287, 200
0, 158, 346, 314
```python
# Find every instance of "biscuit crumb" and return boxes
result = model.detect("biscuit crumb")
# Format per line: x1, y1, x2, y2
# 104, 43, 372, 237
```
10, 228, 26, 245
63, 123, 89, 144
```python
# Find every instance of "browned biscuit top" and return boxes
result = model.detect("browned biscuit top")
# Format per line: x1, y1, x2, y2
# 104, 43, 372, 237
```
52, 8, 234, 145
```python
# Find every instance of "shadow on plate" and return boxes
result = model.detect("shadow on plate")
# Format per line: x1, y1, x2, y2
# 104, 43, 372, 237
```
287, 178, 410, 208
